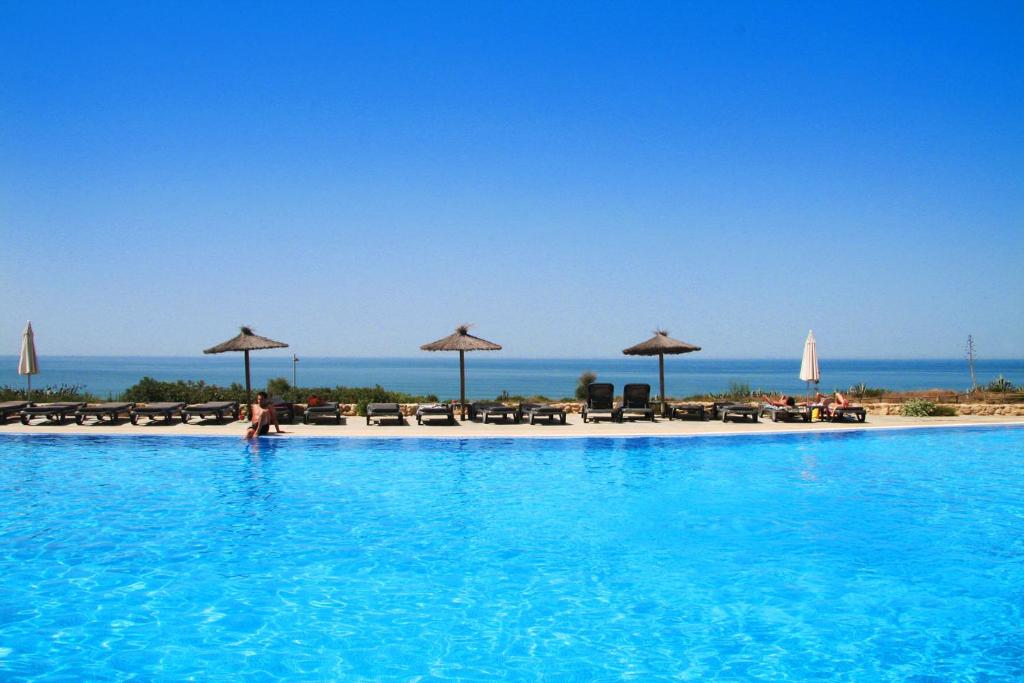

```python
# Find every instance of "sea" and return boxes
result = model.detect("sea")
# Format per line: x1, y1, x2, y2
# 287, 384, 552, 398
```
1, 356, 1021, 400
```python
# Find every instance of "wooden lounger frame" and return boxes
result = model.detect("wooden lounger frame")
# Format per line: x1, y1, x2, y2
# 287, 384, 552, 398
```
75, 403, 136, 425
181, 401, 240, 424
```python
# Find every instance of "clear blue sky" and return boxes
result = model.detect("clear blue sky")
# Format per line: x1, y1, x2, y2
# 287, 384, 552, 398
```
2, 2, 1022, 358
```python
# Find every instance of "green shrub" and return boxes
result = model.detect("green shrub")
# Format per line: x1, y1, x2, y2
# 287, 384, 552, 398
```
931, 404, 958, 416
706, 382, 761, 401
575, 371, 597, 400
266, 377, 292, 398
120, 377, 437, 406
985, 375, 1016, 392
848, 382, 887, 398
905, 401, 942, 417
0, 384, 98, 402
121, 377, 247, 404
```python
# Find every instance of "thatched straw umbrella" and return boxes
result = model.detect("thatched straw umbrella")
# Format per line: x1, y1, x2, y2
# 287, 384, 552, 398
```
421, 325, 501, 420
623, 330, 701, 416
204, 326, 288, 415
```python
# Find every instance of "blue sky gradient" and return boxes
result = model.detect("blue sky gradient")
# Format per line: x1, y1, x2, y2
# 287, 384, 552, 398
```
2, 2, 1022, 358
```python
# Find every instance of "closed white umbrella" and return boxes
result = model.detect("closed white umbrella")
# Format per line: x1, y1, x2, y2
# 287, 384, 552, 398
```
18, 321, 39, 401
799, 329, 820, 399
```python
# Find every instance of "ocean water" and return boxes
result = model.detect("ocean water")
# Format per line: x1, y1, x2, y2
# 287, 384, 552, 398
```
0, 355, 1021, 399
1, 427, 1022, 679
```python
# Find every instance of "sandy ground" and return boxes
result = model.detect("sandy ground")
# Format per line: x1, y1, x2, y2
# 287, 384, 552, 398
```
2, 412, 1021, 439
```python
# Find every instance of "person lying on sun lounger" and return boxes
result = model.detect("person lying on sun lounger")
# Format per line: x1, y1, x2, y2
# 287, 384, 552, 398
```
246, 392, 284, 438
814, 392, 835, 417
764, 395, 797, 407
834, 392, 851, 409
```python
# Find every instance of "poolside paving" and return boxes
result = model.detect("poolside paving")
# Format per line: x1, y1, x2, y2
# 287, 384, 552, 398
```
2, 413, 1021, 438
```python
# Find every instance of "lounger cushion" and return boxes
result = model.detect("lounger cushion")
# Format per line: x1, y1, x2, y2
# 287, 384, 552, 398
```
134, 402, 186, 412
78, 403, 134, 413
185, 401, 236, 411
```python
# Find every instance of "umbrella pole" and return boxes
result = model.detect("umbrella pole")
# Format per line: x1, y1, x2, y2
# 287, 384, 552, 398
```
659, 353, 666, 417
459, 350, 466, 420
27, 374, 31, 403
244, 350, 252, 419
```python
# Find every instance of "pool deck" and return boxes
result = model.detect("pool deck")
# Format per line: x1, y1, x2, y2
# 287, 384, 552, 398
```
2, 413, 1022, 439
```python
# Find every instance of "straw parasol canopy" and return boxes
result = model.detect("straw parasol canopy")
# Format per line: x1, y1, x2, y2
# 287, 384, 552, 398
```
204, 326, 288, 414
799, 329, 820, 399
18, 321, 39, 401
421, 325, 501, 420
623, 330, 701, 416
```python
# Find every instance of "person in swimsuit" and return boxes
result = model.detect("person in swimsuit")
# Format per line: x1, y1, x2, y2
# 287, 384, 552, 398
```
246, 391, 283, 438
815, 391, 834, 417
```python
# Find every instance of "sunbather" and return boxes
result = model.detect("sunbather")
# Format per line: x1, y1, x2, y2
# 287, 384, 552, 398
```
834, 392, 851, 409
814, 392, 834, 417
246, 392, 284, 438
764, 394, 796, 407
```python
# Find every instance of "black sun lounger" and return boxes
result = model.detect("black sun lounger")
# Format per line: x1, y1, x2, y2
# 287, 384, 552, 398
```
20, 402, 85, 425
759, 404, 811, 423
303, 402, 342, 424
75, 402, 136, 425
581, 383, 618, 423
669, 404, 706, 421
721, 404, 759, 423
468, 401, 518, 423
130, 402, 186, 425
518, 403, 567, 425
181, 401, 240, 424
416, 403, 455, 425
0, 401, 31, 424
618, 384, 655, 422
366, 402, 404, 425
830, 406, 867, 423
271, 397, 295, 424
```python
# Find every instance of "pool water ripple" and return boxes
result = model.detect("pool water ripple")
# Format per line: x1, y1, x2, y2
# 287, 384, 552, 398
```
1, 428, 1023, 680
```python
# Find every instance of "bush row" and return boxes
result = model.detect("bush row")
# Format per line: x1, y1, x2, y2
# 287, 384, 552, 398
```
0, 384, 99, 402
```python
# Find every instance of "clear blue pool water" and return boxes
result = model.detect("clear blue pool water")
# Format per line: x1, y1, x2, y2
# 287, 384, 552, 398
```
1, 428, 1023, 680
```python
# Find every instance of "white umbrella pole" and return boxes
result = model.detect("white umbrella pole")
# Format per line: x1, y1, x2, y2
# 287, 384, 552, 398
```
27, 374, 31, 402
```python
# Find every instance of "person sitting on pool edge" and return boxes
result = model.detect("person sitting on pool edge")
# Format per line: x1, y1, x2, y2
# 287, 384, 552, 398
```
246, 392, 284, 438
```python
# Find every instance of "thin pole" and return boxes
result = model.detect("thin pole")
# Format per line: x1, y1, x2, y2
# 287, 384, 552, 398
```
27, 374, 31, 403
244, 350, 252, 418
292, 354, 298, 388
659, 353, 666, 417
459, 350, 466, 420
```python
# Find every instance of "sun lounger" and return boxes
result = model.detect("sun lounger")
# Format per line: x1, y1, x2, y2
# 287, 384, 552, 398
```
181, 401, 240, 424
271, 397, 295, 424
0, 401, 31, 424
618, 384, 655, 422
517, 403, 567, 425
710, 401, 740, 420
830, 406, 867, 422
669, 403, 706, 421
581, 383, 619, 423
759, 404, 811, 423
468, 401, 518, 423
75, 402, 136, 425
416, 403, 455, 425
366, 402, 404, 425
303, 402, 342, 425
19, 402, 85, 425
720, 404, 759, 423
130, 402, 186, 425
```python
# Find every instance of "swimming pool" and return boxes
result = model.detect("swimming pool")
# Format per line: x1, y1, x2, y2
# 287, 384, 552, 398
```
1, 428, 1022, 680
